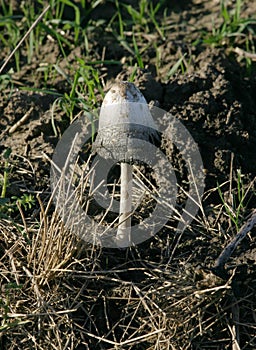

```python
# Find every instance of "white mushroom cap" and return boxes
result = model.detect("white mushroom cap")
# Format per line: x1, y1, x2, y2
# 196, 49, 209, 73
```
93, 81, 159, 162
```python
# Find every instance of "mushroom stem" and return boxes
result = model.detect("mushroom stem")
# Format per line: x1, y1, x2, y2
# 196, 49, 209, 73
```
116, 162, 133, 247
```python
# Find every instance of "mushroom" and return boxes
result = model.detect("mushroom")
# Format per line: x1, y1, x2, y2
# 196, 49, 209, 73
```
92, 81, 159, 247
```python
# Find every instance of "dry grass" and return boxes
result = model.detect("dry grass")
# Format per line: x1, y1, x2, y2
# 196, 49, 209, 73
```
1, 138, 256, 350
1, 184, 255, 349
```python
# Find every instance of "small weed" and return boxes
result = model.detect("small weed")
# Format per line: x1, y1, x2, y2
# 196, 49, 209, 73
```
218, 169, 248, 231
0, 149, 35, 218
0, 193, 35, 218
50, 61, 105, 132
0, 72, 14, 94
201, 0, 256, 75
20, 1, 37, 63
166, 54, 188, 80
115, 0, 125, 39
15, 193, 35, 211
108, 0, 166, 71
0, 283, 24, 332
0, 148, 12, 199
122, 0, 166, 40
204, 0, 256, 46
132, 33, 144, 69
0, 13, 22, 71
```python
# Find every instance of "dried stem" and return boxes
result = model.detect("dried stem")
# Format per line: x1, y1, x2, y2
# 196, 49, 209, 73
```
214, 209, 256, 278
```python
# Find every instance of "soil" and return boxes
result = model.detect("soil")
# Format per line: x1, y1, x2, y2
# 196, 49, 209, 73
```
0, 0, 256, 349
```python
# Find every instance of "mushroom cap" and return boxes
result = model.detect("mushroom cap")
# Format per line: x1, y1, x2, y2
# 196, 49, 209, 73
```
92, 81, 160, 162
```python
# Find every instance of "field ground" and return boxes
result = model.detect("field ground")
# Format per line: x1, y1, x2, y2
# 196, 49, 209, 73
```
0, 0, 256, 349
